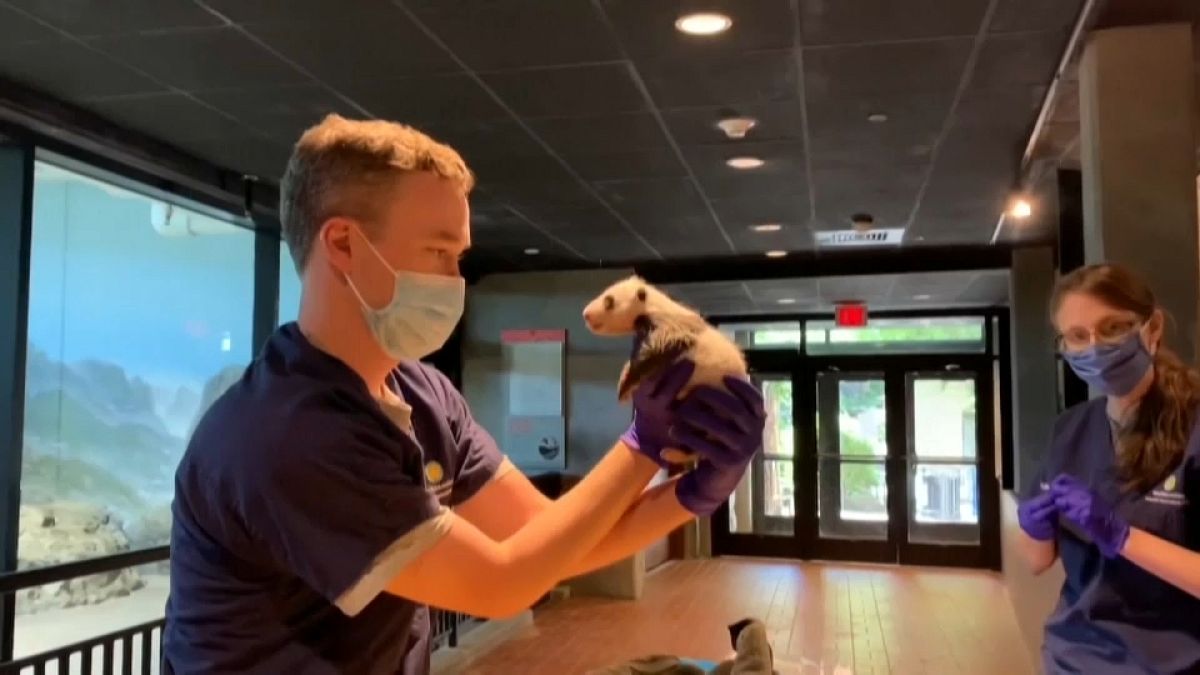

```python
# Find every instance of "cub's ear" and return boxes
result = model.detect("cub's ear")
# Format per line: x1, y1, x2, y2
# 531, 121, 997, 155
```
636, 287, 647, 302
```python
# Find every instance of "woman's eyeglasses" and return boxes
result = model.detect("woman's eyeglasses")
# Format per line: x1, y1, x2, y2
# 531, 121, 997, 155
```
1056, 318, 1141, 354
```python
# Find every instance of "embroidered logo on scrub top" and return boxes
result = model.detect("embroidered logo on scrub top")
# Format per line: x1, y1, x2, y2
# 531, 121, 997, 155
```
1146, 472, 1187, 507
425, 460, 453, 504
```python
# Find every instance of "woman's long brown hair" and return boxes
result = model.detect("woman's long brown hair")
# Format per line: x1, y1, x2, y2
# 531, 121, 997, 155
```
1051, 264, 1200, 493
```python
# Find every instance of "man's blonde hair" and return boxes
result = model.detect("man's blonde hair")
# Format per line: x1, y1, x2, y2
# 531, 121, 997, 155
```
280, 114, 474, 272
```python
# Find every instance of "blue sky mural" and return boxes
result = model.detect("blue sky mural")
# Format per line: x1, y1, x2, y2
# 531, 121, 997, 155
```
27, 164, 256, 388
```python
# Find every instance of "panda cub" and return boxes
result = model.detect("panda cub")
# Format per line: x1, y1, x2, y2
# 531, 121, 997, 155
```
583, 275, 749, 464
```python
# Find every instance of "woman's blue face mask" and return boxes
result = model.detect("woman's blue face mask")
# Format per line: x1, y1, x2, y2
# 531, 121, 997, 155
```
1061, 330, 1153, 396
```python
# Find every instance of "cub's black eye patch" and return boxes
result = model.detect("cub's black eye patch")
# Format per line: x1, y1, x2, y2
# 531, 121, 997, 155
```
604, 295, 615, 310
636, 288, 647, 302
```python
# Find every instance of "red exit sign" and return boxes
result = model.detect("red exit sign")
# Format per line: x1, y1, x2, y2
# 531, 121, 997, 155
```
835, 303, 868, 327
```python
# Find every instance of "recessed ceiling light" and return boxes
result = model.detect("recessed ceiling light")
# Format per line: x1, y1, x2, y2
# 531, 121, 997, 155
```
1009, 198, 1033, 219
675, 12, 732, 36
914, 294, 932, 301
867, 113, 889, 123
766, 250, 787, 258
777, 298, 797, 305
751, 223, 782, 232
523, 247, 540, 255
726, 156, 764, 170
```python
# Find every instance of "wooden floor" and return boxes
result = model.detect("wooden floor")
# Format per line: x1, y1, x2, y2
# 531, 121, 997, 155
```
456, 559, 1031, 675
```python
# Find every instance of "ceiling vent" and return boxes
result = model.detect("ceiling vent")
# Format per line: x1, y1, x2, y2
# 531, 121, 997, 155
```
814, 228, 906, 247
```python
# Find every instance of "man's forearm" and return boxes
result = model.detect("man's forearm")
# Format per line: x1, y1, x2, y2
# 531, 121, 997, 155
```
562, 476, 693, 579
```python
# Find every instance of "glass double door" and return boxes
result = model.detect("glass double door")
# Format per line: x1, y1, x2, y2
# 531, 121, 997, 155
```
713, 356, 999, 568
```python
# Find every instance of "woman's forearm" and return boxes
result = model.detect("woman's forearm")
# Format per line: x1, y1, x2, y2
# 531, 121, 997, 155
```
1017, 531, 1058, 574
1121, 527, 1200, 598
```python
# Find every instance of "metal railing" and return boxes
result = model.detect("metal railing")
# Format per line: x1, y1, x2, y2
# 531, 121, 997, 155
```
0, 548, 478, 675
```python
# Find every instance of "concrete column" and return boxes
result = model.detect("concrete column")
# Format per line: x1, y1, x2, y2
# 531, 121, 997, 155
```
1004, 245, 1065, 665
1079, 23, 1199, 362
1009, 245, 1059, 493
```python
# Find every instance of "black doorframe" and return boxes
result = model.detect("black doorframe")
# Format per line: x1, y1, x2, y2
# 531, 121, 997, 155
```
710, 310, 1006, 571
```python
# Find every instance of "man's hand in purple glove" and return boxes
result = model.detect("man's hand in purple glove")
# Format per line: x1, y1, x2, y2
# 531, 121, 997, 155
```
1050, 473, 1130, 558
1017, 489, 1058, 541
619, 360, 696, 469
672, 377, 767, 517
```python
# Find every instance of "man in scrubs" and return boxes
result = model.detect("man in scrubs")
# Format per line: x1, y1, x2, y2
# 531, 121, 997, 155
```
163, 115, 767, 674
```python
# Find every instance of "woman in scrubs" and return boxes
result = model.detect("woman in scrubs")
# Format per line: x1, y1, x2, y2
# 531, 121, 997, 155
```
1016, 263, 1200, 674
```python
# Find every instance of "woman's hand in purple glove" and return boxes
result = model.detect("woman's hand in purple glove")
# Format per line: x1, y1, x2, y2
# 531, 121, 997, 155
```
619, 360, 696, 469
1050, 473, 1130, 558
672, 377, 767, 516
1016, 489, 1058, 541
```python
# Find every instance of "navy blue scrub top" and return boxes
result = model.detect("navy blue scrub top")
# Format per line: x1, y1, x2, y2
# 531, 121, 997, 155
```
1024, 398, 1200, 674
163, 323, 504, 674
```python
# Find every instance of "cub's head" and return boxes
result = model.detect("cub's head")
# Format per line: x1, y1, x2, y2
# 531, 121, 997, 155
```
583, 275, 661, 335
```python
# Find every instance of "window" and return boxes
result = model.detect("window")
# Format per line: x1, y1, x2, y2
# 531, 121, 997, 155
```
718, 320, 801, 349
805, 316, 986, 355
19, 160, 253, 655
279, 240, 302, 325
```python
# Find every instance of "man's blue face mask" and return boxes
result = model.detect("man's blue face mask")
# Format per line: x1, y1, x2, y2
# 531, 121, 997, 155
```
1062, 330, 1153, 396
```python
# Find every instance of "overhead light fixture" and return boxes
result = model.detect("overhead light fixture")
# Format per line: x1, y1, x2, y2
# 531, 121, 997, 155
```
867, 113, 888, 123
717, 116, 757, 139
751, 223, 781, 233
675, 12, 732, 36
777, 298, 797, 305
850, 213, 875, 232
1009, 198, 1033, 219
523, 247, 540, 255
766, 250, 787, 258
914, 294, 932, 301
726, 156, 764, 170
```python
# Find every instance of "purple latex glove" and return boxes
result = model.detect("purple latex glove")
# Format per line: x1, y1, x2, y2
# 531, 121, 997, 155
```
1051, 473, 1130, 558
1016, 489, 1058, 541
673, 377, 767, 516
620, 360, 696, 468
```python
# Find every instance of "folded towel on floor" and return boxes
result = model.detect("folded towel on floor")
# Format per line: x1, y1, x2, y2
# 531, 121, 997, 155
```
589, 618, 775, 675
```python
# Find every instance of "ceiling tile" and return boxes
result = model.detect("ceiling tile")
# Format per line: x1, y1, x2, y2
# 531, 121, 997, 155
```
972, 30, 1068, 89
709, 192, 808, 228
800, 0, 989, 46
990, 0, 1084, 33
811, 165, 926, 230
194, 84, 360, 143
241, 8, 458, 82
661, 101, 804, 145
563, 148, 688, 181
0, 39, 164, 99
0, 4, 60, 44
638, 49, 798, 109
404, 0, 620, 71
555, 230, 658, 264
86, 93, 251, 142
482, 63, 646, 118
681, 140, 806, 177
528, 113, 670, 154
421, 119, 547, 164
3, 0, 221, 37
338, 73, 507, 125
600, 0, 794, 57
804, 39, 974, 99
591, 177, 711, 221
174, 135, 292, 179
87, 27, 308, 91
636, 217, 736, 259
203, 0, 394, 26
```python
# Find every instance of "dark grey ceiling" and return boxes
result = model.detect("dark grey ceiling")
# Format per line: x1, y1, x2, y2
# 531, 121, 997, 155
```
1021, 0, 1199, 241
664, 269, 1010, 316
0, 0, 1077, 274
